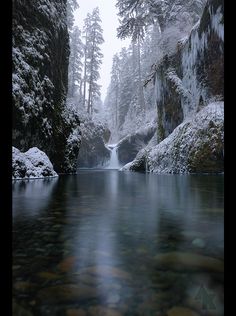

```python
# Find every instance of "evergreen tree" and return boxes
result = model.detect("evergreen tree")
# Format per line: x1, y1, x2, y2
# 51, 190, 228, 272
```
83, 7, 104, 116
67, 0, 79, 34
82, 13, 91, 109
68, 26, 84, 98
116, 0, 206, 39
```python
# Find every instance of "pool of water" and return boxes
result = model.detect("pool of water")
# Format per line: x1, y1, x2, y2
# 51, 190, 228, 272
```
13, 170, 224, 316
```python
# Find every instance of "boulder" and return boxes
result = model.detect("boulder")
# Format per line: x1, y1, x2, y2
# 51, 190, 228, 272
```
12, 147, 58, 179
117, 123, 156, 165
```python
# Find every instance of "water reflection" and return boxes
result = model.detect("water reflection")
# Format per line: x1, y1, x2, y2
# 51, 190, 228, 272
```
13, 171, 224, 315
12, 177, 58, 219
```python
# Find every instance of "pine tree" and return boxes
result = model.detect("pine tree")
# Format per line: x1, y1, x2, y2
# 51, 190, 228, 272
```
116, 0, 207, 38
68, 26, 84, 98
83, 7, 104, 116
110, 54, 121, 129
67, 0, 79, 34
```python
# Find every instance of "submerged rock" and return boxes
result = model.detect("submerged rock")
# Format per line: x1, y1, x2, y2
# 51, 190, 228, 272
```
106, 293, 121, 304
37, 271, 61, 281
78, 265, 131, 280
192, 238, 206, 248
13, 300, 33, 316
167, 306, 200, 316
57, 256, 79, 273
66, 309, 87, 316
14, 281, 36, 292
154, 252, 224, 273
37, 284, 98, 303
88, 306, 122, 316
12, 147, 58, 179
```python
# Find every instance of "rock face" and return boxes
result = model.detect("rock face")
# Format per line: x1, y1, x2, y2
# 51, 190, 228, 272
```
12, 0, 81, 173
12, 147, 58, 179
77, 119, 110, 168
123, 0, 224, 174
123, 102, 223, 173
117, 123, 156, 165
153, 0, 224, 143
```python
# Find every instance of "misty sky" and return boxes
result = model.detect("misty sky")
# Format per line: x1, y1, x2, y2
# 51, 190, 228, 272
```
74, 0, 130, 102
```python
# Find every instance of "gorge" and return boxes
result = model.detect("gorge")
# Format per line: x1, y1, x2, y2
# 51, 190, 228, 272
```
12, 0, 224, 315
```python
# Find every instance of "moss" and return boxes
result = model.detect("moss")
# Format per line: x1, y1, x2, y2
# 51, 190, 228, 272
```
188, 132, 224, 173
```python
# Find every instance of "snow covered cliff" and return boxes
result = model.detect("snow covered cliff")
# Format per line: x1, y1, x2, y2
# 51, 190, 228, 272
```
123, 0, 224, 174
12, 0, 81, 173
151, 0, 224, 143
122, 102, 224, 173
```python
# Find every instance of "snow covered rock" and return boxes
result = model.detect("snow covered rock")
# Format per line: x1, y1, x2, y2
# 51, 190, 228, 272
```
77, 115, 111, 168
12, 147, 58, 179
117, 122, 156, 165
123, 102, 224, 174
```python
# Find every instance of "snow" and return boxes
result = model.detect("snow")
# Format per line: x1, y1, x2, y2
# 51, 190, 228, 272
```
210, 5, 224, 41
180, 2, 224, 119
12, 147, 58, 180
122, 102, 224, 174
166, 67, 191, 99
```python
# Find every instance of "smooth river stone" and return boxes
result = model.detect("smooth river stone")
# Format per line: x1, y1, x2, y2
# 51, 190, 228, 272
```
13, 300, 33, 316
106, 293, 121, 304
66, 309, 87, 316
37, 271, 61, 281
36, 284, 98, 303
78, 265, 131, 280
14, 281, 36, 292
192, 238, 206, 248
57, 256, 79, 272
154, 252, 224, 273
167, 306, 200, 316
88, 306, 122, 316
76, 273, 100, 286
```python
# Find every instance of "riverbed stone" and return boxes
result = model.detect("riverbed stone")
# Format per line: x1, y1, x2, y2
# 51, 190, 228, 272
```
76, 273, 99, 286
154, 252, 224, 273
58, 256, 79, 272
37, 284, 98, 303
106, 293, 121, 304
66, 309, 87, 316
14, 281, 36, 292
13, 300, 33, 316
37, 271, 61, 281
192, 238, 206, 248
88, 306, 122, 316
78, 265, 131, 280
167, 306, 200, 316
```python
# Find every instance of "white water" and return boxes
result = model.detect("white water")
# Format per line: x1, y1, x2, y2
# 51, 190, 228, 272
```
106, 144, 120, 169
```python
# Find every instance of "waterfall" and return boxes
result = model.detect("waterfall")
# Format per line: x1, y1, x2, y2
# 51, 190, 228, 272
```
106, 144, 120, 169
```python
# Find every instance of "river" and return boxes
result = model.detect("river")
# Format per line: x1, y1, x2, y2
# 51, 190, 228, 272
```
13, 170, 224, 316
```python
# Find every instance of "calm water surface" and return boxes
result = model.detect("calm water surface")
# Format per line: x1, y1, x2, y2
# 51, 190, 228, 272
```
13, 171, 224, 316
